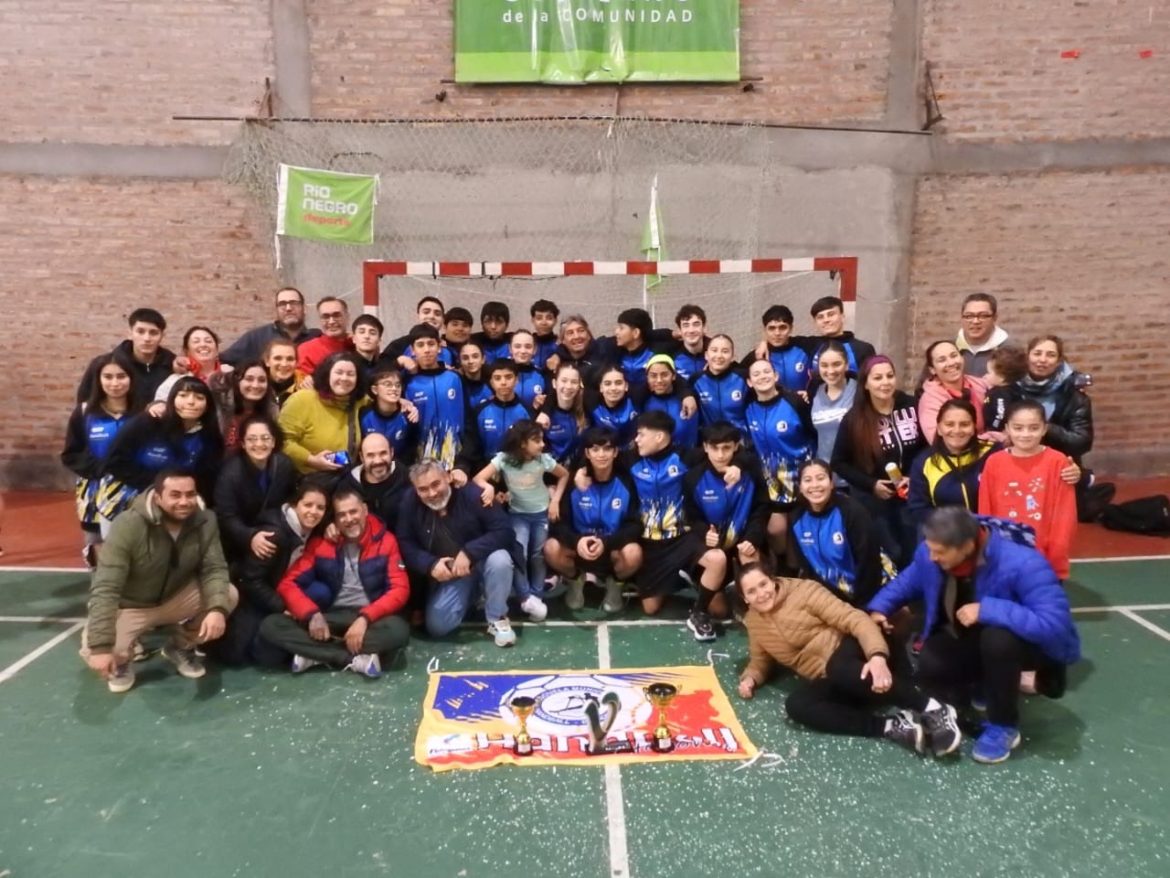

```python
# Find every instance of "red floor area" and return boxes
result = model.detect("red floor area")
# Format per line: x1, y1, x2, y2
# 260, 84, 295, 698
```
3, 478, 1168, 568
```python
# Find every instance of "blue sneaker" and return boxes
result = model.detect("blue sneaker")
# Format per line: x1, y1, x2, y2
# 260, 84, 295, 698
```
972, 723, 1021, 764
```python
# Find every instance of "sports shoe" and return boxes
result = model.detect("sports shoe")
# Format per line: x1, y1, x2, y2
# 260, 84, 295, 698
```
488, 618, 516, 648
520, 594, 548, 622
131, 639, 151, 662
564, 576, 586, 610
883, 710, 925, 754
921, 701, 963, 757
686, 609, 717, 642
161, 644, 206, 679
602, 578, 625, 614
972, 723, 1021, 764
345, 653, 382, 679
107, 663, 135, 694
290, 654, 322, 674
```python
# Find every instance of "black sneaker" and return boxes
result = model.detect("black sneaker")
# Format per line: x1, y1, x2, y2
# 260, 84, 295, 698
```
921, 702, 963, 757
883, 710, 925, 754
686, 610, 717, 642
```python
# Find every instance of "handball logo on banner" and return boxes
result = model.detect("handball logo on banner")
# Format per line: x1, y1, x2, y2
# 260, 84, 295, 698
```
504, 674, 652, 734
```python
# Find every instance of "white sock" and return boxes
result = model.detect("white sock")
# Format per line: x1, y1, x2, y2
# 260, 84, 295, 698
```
883, 718, 895, 735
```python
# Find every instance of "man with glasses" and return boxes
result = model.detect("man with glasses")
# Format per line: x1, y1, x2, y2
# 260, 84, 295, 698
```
955, 293, 1010, 378
295, 296, 353, 384
221, 287, 321, 366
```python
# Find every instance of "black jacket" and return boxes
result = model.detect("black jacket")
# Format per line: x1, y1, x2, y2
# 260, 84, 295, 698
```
213, 451, 299, 562
345, 463, 411, 534
1011, 374, 1094, 460
235, 508, 311, 613
76, 340, 177, 412
396, 483, 517, 577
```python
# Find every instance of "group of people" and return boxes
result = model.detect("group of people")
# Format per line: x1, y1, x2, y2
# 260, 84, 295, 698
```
68, 287, 1086, 763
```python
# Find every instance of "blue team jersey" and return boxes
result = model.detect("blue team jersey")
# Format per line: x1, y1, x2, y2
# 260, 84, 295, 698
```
405, 368, 465, 467
629, 451, 688, 540
480, 337, 512, 364
767, 345, 811, 392
570, 476, 634, 538
589, 397, 640, 447
514, 367, 547, 411
359, 406, 413, 460
84, 411, 126, 463
534, 334, 560, 370
673, 348, 707, 382
543, 405, 583, 464
645, 392, 699, 449
745, 394, 814, 504
620, 347, 653, 389
473, 398, 531, 461
790, 505, 859, 600
693, 370, 749, 431
690, 468, 758, 550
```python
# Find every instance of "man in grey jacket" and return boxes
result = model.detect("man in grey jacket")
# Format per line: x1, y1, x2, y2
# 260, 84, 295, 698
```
81, 469, 238, 693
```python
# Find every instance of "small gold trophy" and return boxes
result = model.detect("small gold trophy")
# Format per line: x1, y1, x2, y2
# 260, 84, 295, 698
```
510, 695, 538, 757
644, 682, 679, 753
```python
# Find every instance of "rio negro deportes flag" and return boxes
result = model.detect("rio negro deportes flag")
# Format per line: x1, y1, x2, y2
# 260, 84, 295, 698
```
276, 164, 379, 245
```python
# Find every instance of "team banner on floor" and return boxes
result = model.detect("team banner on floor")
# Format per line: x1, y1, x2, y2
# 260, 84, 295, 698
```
415, 665, 757, 771
276, 164, 378, 244
454, 1, 740, 84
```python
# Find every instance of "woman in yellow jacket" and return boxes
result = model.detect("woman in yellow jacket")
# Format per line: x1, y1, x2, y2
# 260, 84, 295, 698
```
736, 563, 961, 758
278, 352, 364, 476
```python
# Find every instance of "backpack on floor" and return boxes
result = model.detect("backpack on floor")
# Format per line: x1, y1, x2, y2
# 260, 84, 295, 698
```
1100, 495, 1170, 536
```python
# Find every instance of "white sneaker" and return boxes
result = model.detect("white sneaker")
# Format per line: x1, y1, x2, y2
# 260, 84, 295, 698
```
290, 654, 322, 674
520, 594, 548, 622
161, 644, 206, 679
107, 664, 135, 694
345, 653, 382, 679
564, 576, 586, 610
488, 618, 516, 647
602, 578, 625, 614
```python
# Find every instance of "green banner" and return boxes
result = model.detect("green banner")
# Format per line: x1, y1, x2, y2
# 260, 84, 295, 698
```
276, 164, 378, 245
455, 0, 739, 84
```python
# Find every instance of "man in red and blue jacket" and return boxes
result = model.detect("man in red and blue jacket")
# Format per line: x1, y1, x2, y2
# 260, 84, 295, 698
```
259, 484, 410, 678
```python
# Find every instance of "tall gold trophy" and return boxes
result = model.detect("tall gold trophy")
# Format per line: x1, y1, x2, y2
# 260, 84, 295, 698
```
510, 695, 538, 756
644, 682, 679, 753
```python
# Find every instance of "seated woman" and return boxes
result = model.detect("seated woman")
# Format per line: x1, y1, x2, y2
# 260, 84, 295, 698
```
736, 563, 960, 758
214, 359, 280, 451
787, 459, 890, 608
216, 476, 331, 666
832, 356, 925, 567
868, 506, 1081, 764
98, 376, 223, 531
916, 340, 990, 443
544, 427, 643, 612
61, 353, 136, 567
213, 414, 298, 567
278, 351, 364, 476
536, 361, 588, 466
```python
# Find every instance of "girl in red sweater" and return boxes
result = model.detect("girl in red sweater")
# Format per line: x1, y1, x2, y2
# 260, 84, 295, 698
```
977, 400, 1077, 579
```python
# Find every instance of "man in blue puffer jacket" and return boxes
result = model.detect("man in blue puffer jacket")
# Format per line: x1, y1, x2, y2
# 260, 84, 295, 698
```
868, 506, 1080, 765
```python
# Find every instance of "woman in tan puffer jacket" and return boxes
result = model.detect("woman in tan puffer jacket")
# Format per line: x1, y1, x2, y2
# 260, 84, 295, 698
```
736, 564, 961, 757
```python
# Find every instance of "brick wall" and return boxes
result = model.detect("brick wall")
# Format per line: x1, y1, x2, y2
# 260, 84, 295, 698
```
0, 178, 278, 488
307, 0, 894, 124
924, 0, 1170, 141
909, 169, 1170, 473
0, 0, 273, 145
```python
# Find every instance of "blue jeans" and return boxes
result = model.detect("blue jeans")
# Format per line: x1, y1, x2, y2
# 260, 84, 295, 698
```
509, 510, 548, 600
425, 548, 515, 636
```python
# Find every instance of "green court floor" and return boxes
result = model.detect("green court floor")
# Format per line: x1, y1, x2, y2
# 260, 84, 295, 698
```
1, 560, 1169, 877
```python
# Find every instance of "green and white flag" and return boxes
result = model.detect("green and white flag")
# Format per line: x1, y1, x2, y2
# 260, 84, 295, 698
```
276, 164, 379, 245
641, 174, 665, 293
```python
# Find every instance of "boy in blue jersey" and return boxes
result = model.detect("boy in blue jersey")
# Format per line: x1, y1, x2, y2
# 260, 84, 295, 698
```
530, 299, 562, 372
640, 354, 700, 449
360, 365, 418, 463
743, 305, 811, 393
670, 304, 709, 381
403, 324, 468, 481
545, 428, 643, 612
800, 296, 876, 381
379, 295, 446, 373
471, 300, 513, 364
627, 410, 729, 642
607, 308, 656, 390
458, 360, 534, 475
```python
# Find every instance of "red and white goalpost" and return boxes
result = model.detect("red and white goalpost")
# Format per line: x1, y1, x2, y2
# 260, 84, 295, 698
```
361, 256, 859, 351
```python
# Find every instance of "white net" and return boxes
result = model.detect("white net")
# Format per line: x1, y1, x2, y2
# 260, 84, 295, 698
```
227, 117, 846, 353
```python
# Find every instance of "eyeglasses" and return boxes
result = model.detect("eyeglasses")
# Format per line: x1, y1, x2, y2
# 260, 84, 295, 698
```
243, 435, 275, 445
374, 380, 402, 390
962, 312, 994, 321
276, 300, 303, 309
319, 311, 346, 322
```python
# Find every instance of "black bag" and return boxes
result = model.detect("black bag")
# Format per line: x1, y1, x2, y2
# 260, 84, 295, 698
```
1100, 495, 1170, 536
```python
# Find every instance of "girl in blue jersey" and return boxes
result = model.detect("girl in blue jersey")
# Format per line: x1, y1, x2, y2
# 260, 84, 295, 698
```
98, 376, 224, 534
744, 358, 816, 556
587, 364, 641, 448
788, 459, 892, 607
61, 354, 136, 567
509, 330, 548, 411
536, 361, 588, 465
641, 354, 699, 449
458, 341, 493, 411
693, 334, 750, 432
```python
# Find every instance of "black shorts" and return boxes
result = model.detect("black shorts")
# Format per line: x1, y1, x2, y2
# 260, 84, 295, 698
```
635, 531, 706, 598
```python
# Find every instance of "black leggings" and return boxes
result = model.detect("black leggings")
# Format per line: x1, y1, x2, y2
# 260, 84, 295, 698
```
916, 625, 1066, 727
785, 637, 930, 737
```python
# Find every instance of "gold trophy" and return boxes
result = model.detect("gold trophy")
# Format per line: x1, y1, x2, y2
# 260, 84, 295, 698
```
510, 695, 538, 757
644, 683, 679, 753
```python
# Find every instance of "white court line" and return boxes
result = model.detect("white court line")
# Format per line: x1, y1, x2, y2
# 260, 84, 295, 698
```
1073, 555, 1170, 564
1118, 609, 1170, 643
0, 621, 84, 684
1071, 603, 1170, 614
0, 565, 88, 574
0, 615, 85, 624
596, 623, 631, 878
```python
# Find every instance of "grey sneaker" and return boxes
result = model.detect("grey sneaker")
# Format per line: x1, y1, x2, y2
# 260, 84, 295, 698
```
107, 663, 135, 694
686, 610, 717, 642
921, 702, 963, 757
345, 653, 382, 679
488, 618, 516, 647
161, 644, 206, 679
884, 710, 926, 754
602, 578, 625, 614
290, 654, 322, 674
564, 576, 586, 610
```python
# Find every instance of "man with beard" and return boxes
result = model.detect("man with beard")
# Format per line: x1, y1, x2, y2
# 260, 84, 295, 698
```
395, 459, 518, 647
80, 469, 238, 693
260, 484, 411, 678
346, 433, 410, 533
221, 287, 322, 366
